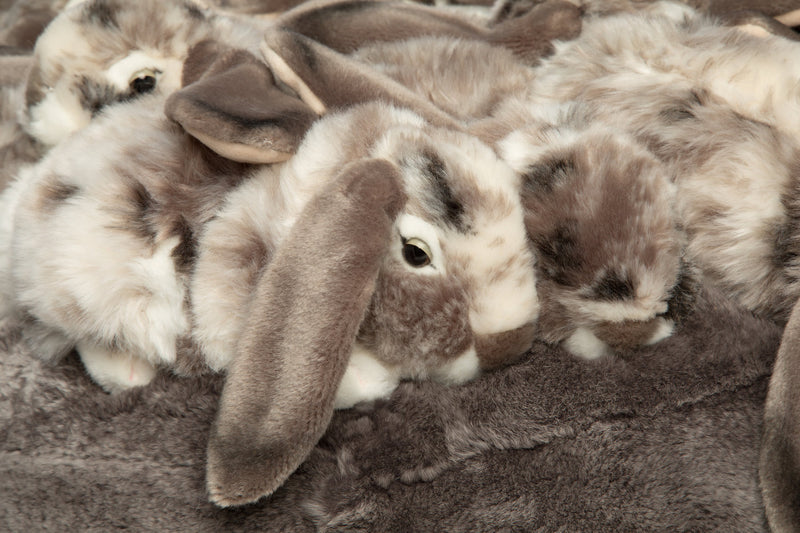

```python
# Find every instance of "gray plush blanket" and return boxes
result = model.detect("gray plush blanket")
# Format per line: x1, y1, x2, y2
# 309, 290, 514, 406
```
0, 284, 779, 531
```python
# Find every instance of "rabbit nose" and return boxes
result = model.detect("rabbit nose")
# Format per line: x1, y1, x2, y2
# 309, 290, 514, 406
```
474, 322, 537, 371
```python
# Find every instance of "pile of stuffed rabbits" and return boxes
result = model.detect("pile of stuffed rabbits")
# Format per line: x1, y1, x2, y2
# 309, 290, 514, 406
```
2, 0, 800, 509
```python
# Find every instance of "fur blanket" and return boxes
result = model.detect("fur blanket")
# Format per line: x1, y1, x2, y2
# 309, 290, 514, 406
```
0, 285, 780, 530
1, 0, 799, 531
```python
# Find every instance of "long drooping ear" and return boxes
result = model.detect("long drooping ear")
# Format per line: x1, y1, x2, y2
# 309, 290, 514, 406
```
165, 40, 321, 164
760, 298, 800, 532
275, 0, 581, 64
260, 28, 463, 130
275, 0, 490, 53
206, 158, 406, 507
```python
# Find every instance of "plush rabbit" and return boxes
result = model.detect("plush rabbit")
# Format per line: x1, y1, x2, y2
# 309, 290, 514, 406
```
271, 18, 689, 359
17, 0, 579, 152
513, 1, 800, 322
1, 31, 539, 505
20, 0, 276, 148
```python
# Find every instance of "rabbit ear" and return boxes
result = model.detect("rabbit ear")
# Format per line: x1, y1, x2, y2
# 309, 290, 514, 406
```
276, 0, 489, 53
206, 158, 406, 507
164, 41, 321, 164
723, 9, 800, 41
487, 0, 582, 63
761, 298, 800, 531
260, 29, 462, 130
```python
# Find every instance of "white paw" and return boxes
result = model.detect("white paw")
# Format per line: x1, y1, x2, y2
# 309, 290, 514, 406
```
334, 344, 399, 409
77, 341, 157, 393
646, 317, 675, 346
563, 327, 611, 360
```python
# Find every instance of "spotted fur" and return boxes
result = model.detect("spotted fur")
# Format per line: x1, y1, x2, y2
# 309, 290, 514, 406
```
22, 0, 269, 147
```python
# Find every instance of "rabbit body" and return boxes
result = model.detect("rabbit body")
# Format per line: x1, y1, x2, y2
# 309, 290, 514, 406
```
1, 93, 538, 401
340, 33, 686, 358
515, 2, 800, 321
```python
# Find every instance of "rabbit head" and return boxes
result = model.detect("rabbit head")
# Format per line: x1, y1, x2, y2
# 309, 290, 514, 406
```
497, 103, 691, 359
22, 0, 266, 147
201, 101, 539, 506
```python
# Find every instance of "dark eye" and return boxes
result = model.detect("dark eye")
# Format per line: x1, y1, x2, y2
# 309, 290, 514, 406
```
402, 238, 432, 268
129, 69, 158, 94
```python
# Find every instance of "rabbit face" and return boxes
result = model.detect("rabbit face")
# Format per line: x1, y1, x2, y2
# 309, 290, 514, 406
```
499, 116, 686, 359
24, 0, 261, 146
357, 124, 539, 380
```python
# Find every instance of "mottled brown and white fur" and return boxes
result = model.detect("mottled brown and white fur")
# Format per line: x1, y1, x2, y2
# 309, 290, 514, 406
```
336, 33, 687, 359
514, 1, 800, 321
1, 88, 538, 397
22, 0, 269, 147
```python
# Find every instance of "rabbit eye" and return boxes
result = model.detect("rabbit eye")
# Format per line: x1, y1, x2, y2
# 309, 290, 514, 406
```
129, 69, 158, 94
402, 238, 432, 268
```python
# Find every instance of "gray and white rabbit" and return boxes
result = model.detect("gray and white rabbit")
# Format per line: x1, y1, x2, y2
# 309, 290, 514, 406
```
0, 32, 539, 505
517, 0, 800, 322
21, 0, 270, 148
295, 16, 686, 359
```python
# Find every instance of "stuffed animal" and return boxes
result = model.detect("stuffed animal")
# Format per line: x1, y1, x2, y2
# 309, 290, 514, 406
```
0, 30, 540, 505
516, 1, 800, 323
298, 0, 800, 357
259, 19, 688, 360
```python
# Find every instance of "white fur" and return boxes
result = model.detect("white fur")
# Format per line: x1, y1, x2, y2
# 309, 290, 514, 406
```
334, 344, 400, 409
431, 346, 480, 384
77, 341, 157, 393
564, 327, 611, 361
646, 318, 675, 346
26, 87, 92, 146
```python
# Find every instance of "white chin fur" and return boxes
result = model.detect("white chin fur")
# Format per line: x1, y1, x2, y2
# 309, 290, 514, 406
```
431, 346, 480, 385
334, 344, 400, 409
646, 318, 675, 346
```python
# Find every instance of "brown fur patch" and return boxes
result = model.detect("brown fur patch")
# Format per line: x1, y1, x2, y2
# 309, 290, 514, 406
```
359, 269, 472, 370
593, 318, 661, 352
592, 270, 635, 301
36, 177, 80, 212
475, 322, 536, 370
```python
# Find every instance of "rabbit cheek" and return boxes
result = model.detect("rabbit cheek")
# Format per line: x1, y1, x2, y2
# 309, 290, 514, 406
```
474, 322, 537, 371
26, 85, 92, 147
357, 269, 473, 379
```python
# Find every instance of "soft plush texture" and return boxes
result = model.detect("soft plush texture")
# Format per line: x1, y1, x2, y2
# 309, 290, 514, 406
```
0, 282, 780, 531
1, 0, 799, 530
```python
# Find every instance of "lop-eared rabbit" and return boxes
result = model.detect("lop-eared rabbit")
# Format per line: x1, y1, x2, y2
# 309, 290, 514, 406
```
0, 28, 540, 505
271, 11, 684, 360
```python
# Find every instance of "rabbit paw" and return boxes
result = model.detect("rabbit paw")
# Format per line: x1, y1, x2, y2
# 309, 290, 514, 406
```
77, 341, 157, 393
334, 344, 399, 409
564, 317, 675, 360
563, 327, 612, 360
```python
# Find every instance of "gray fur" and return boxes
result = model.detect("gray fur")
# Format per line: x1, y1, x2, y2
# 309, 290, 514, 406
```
0, 282, 780, 530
